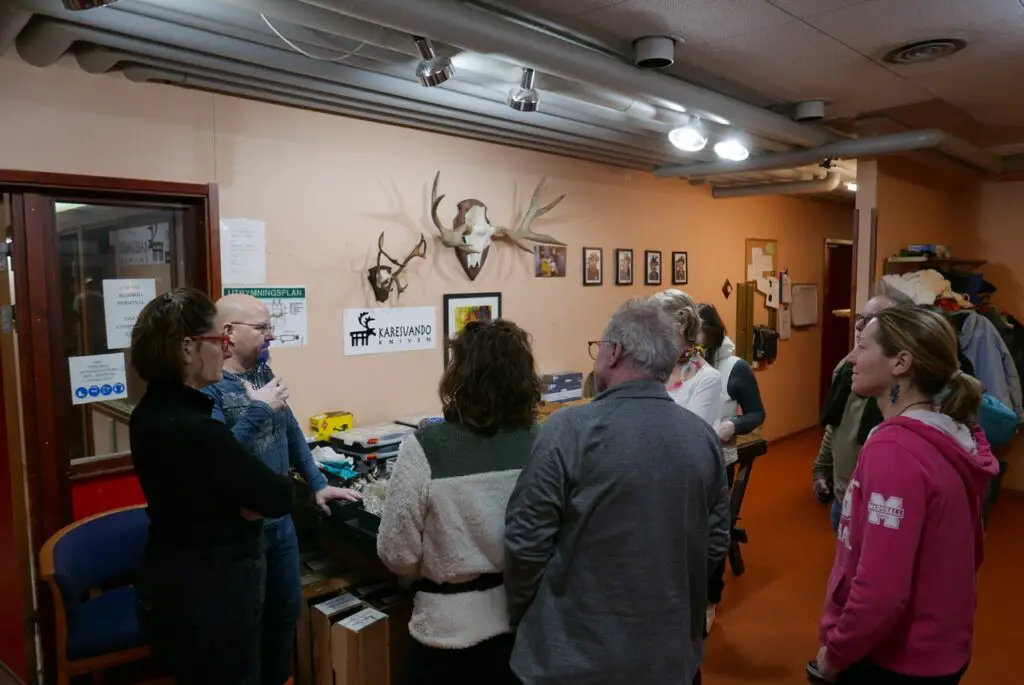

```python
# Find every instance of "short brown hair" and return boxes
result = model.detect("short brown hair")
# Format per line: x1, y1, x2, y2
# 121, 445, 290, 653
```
873, 306, 983, 423
131, 288, 218, 383
439, 319, 541, 435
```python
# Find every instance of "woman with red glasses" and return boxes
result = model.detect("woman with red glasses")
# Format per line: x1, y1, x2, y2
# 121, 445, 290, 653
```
130, 288, 294, 685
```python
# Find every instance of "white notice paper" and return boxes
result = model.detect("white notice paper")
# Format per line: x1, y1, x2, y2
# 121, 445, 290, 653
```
779, 307, 792, 340
102, 279, 156, 350
343, 307, 437, 356
781, 273, 793, 304
220, 218, 267, 285
222, 286, 308, 348
69, 353, 128, 405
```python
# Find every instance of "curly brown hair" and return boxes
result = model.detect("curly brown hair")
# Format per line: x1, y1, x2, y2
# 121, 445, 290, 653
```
439, 319, 541, 435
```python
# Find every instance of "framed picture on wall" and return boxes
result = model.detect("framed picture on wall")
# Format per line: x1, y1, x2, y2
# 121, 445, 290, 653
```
582, 247, 603, 286
644, 250, 662, 286
615, 249, 633, 286
671, 251, 688, 285
442, 292, 502, 366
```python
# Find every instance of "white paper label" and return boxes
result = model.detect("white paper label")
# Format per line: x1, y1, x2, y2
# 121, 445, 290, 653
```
102, 279, 156, 350
114, 224, 170, 266
222, 286, 307, 347
343, 306, 437, 356
220, 218, 267, 286
339, 608, 387, 632
68, 353, 128, 405
313, 592, 361, 617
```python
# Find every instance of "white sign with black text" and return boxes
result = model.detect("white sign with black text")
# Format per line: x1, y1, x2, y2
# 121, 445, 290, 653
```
343, 306, 437, 356
103, 278, 157, 349
114, 224, 171, 267
68, 353, 129, 406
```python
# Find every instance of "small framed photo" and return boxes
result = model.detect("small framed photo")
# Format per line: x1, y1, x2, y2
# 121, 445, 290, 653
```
582, 247, 603, 286
644, 250, 662, 286
533, 245, 567, 278
442, 292, 502, 366
615, 249, 634, 286
671, 251, 689, 285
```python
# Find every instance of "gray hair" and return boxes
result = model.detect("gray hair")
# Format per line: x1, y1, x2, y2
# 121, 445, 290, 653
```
874, 279, 915, 307
648, 288, 701, 346
602, 299, 681, 382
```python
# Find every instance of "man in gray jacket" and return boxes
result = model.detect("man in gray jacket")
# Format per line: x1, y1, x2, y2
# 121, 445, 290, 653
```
505, 299, 731, 685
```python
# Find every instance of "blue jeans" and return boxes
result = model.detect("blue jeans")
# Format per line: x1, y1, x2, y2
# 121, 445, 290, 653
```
830, 499, 842, 533
262, 516, 301, 685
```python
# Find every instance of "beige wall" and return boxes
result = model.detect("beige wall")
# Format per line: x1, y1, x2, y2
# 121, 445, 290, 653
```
0, 54, 853, 439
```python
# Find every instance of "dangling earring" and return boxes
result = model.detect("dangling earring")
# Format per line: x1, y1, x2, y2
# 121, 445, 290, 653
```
889, 382, 901, 405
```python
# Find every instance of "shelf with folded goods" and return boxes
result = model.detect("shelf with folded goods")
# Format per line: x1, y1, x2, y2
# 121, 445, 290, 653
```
883, 257, 987, 276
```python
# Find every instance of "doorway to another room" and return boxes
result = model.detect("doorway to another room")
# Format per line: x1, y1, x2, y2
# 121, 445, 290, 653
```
819, 240, 854, 411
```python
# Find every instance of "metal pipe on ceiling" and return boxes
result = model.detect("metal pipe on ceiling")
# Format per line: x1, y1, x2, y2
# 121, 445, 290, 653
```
0, 10, 31, 56
655, 129, 1002, 178
711, 171, 841, 199
294, 0, 836, 147
14, 14, 672, 163
117, 64, 652, 170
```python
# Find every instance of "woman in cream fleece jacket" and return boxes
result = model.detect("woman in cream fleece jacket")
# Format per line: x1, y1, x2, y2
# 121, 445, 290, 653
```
377, 319, 541, 685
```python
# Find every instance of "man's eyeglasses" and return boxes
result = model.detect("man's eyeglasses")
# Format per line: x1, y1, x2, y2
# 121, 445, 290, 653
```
588, 340, 611, 360
192, 335, 233, 353
231, 321, 275, 336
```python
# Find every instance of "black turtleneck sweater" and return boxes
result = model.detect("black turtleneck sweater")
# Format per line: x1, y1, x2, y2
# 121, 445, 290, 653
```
130, 381, 294, 557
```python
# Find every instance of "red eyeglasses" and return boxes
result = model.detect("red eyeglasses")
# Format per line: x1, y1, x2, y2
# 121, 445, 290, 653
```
191, 335, 233, 353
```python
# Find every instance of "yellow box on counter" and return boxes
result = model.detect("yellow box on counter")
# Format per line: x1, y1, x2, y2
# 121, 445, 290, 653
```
311, 411, 354, 440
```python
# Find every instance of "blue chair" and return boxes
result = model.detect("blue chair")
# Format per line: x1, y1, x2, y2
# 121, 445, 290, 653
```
39, 505, 150, 685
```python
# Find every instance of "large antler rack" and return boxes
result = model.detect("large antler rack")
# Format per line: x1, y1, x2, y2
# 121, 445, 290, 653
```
429, 171, 476, 253
494, 177, 566, 253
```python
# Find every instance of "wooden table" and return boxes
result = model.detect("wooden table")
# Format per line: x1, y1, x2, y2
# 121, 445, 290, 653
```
730, 430, 768, 576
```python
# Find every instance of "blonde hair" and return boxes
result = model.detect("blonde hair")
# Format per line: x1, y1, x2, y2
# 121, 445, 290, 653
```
649, 288, 701, 347
872, 306, 982, 423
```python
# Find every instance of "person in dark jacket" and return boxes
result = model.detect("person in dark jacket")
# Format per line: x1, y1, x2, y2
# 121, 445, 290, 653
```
130, 288, 294, 685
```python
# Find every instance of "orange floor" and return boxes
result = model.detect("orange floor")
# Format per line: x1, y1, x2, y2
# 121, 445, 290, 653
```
703, 430, 1024, 684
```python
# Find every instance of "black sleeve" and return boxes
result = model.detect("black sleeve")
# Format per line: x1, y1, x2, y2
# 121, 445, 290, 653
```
727, 359, 766, 434
192, 417, 295, 518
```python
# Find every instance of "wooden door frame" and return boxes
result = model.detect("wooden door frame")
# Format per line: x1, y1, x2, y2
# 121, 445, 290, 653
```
1, 170, 220, 685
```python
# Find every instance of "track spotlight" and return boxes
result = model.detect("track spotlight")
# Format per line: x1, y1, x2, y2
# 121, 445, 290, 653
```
668, 119, 707, 152
62, 0, 119, 8
508, 68, 539, 113
413, 35, 454, 87
714, 139, 750, 161
845, 182, 858, 192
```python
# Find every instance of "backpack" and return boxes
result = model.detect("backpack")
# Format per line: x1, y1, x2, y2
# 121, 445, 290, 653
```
977, 393, 1018, 448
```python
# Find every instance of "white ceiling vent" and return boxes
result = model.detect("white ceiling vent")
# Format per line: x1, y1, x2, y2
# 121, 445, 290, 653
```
633, 36, 679, 70
883, 38, 967, 65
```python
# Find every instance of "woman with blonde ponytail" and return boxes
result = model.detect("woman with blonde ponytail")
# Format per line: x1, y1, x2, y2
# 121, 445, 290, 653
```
813, 306, 999, 685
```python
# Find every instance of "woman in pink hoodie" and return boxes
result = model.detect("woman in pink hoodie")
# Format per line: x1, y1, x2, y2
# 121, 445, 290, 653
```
813, 306, 998, 684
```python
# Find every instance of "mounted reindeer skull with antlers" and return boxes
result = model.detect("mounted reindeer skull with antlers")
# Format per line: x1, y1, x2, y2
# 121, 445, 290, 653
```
368, 232, 427, 302
430, 171, 566, 281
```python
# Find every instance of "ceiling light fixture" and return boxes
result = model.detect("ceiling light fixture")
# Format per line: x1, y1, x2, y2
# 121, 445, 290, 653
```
883, 38, 967, 65
845, 181, 858, 192
413, 35, 454, 87
668, 120, 707, 152
61, 0, 119, 8
714, 139, 749, 162
507, 67, 539, 113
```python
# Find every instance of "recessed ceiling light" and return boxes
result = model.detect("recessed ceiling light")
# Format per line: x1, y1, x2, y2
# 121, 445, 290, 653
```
714, 139, 749, 162
668, 125, 707, 152
883, 38, 967, 65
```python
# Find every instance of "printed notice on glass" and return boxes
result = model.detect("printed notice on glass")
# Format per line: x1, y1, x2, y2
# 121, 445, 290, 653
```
103, 278, 156, 349
114, 223, 171, 267
222, 286, 307, 348
68, 353, 128, 406
220, 218, 267, 285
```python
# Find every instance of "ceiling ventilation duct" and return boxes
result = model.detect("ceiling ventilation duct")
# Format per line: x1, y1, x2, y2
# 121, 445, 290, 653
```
61, 0, 119, 8
633, 36, 677, 69
794, 100, 825, 122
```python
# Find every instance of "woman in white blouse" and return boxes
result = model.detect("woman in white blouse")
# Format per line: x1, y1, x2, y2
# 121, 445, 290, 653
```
650, 289, 723, 427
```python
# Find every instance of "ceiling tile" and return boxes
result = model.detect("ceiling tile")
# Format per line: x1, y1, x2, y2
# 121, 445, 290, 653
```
912, 55, 1024, 106
500, 0, 627, 17
807, 0, 1024, 57
580, 0, 794, 45
765, 0, 874, 18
